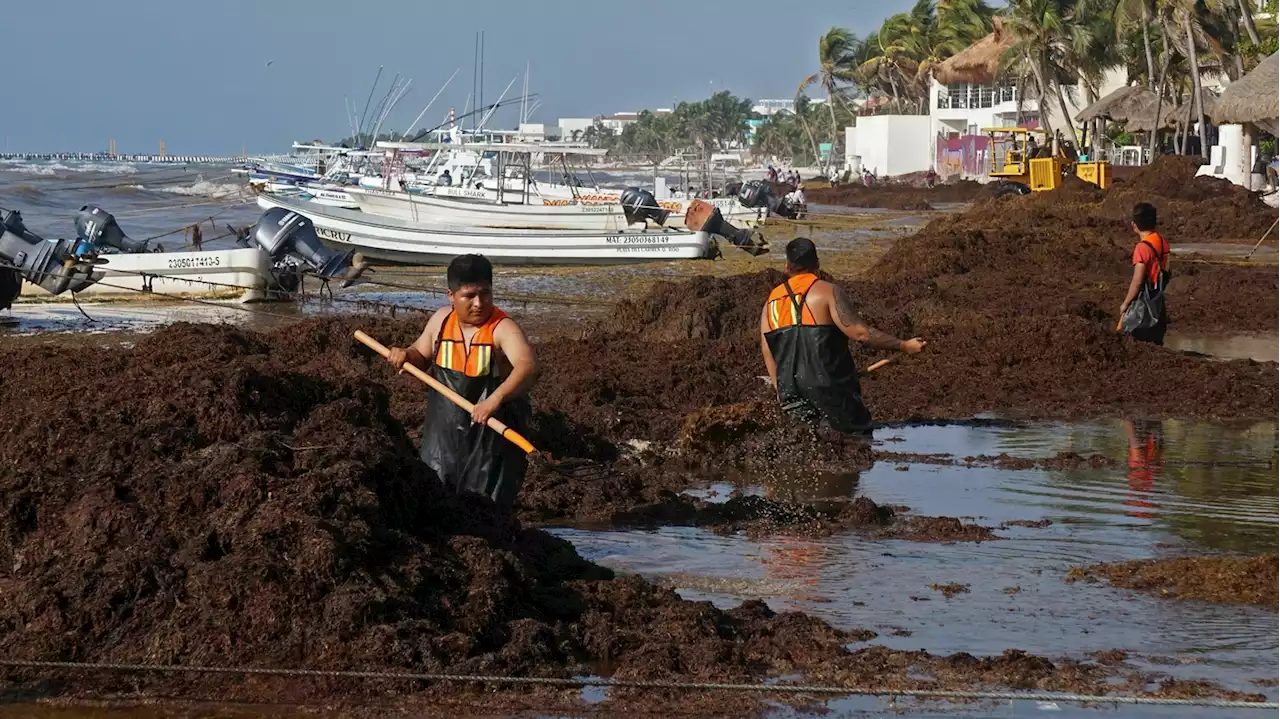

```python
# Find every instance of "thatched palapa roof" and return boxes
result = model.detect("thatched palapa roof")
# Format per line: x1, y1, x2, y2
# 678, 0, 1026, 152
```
1161, 88, 1220, 126
1211, 52, 1278, 127
934, 16, 1016, 86
1075, 85, 1160, 123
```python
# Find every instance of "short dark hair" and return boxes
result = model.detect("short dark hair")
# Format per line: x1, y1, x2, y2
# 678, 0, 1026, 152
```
785, 237, 819, 270
447, 254, 493, 291
1131, 203, 1158, 232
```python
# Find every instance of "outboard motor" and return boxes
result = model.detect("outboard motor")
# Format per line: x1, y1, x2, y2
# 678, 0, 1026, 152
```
620, 187, 671, 227
683, 200, 769, 257
722, 180, 743, 198
250, 207, 367, 288
0, 207, 101, 308
738, 180, 801, 220
74, 205, 151, 255
737, 180, 774, 210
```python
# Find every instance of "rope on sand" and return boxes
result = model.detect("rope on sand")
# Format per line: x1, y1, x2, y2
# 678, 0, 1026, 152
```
0, 659, 1274, 709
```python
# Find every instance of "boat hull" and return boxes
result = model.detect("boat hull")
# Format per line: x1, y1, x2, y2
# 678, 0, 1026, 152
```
300, 185, 360, 209
347, 187, 764, 232
257, 194, 713, 266
19, 248, 275, 302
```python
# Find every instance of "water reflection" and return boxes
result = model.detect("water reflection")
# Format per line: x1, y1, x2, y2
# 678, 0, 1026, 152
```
1124, 418, 1164, 520
760, 468, 860, 607
558, 419, 1279, 706
880, 418, 1278, 555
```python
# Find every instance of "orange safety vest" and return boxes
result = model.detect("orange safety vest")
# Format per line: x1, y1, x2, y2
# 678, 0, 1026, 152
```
434, 307, 508, 377
765, 273, 820, 330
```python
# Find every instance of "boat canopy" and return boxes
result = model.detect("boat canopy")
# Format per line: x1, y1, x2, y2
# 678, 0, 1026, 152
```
375, 141, 608, 157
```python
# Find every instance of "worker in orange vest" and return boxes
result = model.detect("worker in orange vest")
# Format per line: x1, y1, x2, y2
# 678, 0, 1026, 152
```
760, 238, 926, 434
387, 254, 537, 510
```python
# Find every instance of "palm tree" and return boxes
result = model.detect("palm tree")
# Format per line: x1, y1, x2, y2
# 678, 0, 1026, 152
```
799, 27, 862, 171
857, 31, 906, 108
1003, 0, 1082, 140
1069, 0, 1122, 150
1164, 0, 1226, 157
938, 0, 997, 51
1236, 0, 1263, 43
1117, 0, 1160, 90
791, 93, 826, 172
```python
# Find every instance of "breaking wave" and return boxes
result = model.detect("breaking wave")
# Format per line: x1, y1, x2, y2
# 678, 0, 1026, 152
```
0, 160, 140, 176
152, 180, 248, 198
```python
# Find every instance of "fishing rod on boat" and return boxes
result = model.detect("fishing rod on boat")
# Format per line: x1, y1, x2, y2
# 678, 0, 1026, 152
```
475, 73, 521, 133
354, 66, 384, 145
369, 78, 412, 146
406, 96, 537, 143
402, 68, 461, 140
367, 73, 404, 138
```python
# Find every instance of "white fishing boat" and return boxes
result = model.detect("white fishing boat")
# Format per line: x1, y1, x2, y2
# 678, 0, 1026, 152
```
355, 140, 766, 231
352, 142, 759, 229
18, 247, 278, 302
346, 185, 756, 231
256, 193, 719, 266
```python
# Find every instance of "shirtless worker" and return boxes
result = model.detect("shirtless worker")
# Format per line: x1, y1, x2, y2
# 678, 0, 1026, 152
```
386, 254, 537, 510
760, 238, 926, 434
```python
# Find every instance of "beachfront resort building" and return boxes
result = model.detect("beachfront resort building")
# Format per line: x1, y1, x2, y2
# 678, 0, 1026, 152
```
845, 16, 1133, 179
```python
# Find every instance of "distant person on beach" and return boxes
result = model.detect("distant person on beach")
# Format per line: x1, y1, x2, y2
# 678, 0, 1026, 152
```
1117, 202, 1170, 345
386, 254, 537, 511
759, 238, 926, 434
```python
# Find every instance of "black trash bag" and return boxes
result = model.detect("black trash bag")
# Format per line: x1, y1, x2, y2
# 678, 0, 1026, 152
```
1120, 281, 1166, 334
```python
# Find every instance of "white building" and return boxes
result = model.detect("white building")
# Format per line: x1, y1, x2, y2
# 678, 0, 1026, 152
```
558, 117, 594, 141
752, 99, 795, 116
512, 123, 546, 143
929, 17, 1133, 140
597, 109, 672, 134
844, 116, 933, 177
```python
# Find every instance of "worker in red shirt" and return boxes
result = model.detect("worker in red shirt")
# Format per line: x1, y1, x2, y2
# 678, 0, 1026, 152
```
1117, 202, 1170, 345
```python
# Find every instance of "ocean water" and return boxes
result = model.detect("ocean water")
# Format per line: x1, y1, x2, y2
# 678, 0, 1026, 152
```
0, 159, 261, 253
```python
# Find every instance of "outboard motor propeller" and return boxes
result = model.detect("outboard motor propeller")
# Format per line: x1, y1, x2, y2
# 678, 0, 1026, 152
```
74, 205, 151, 255
250, 207, 368, 288
620, 187, 671, 227
683, 200, 769, 257
0, 207, 101, 307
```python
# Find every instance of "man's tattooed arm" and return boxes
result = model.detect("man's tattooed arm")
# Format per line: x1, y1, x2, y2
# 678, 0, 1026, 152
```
832, 286, 904, 351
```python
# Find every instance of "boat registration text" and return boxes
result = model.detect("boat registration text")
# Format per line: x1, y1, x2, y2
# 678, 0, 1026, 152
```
167, 256, 222, 269
605, 235, 671, 244
316, 228, 353, 243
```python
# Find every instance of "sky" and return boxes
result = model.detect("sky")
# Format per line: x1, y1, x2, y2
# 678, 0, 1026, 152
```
5, 0, 921, 155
